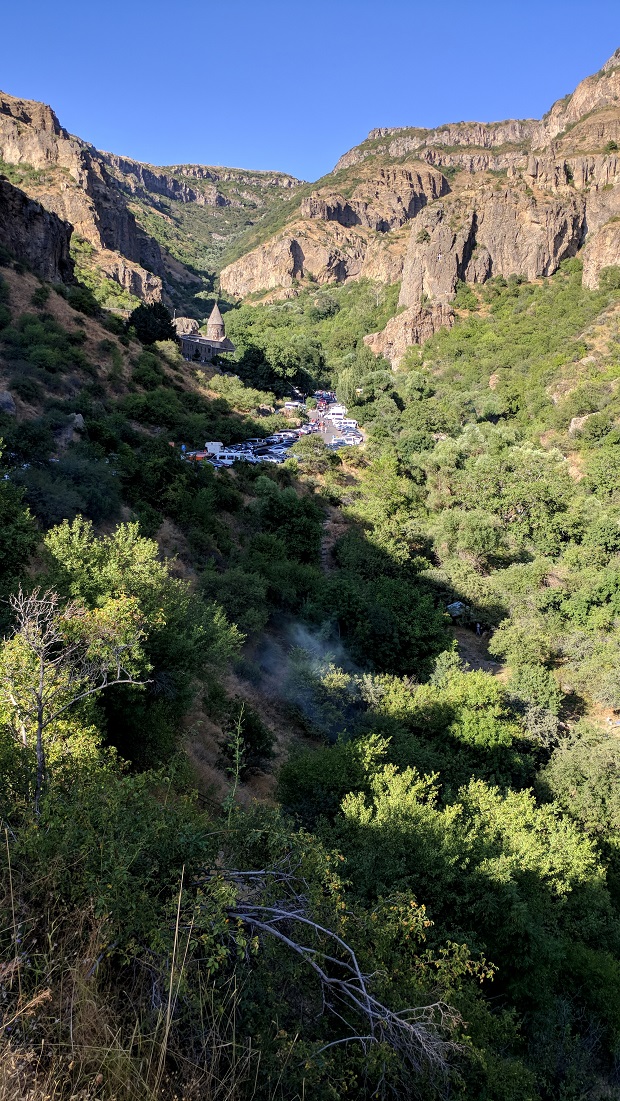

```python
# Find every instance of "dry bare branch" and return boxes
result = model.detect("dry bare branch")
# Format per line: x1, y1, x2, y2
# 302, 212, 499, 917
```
198, 865, 461, 1081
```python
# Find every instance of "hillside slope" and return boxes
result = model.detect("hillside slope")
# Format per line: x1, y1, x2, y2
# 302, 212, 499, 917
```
220, 49, 620, 362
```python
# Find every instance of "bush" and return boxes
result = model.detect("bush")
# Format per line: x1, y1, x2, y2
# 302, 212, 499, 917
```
132, 350, 166, 389
31, 284, 50, 308
65, 283, 100, 316
9, 375, 43, 403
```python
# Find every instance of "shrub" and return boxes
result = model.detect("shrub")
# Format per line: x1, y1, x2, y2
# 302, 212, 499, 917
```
31, 284, 50, 308
599, 266, 620, 292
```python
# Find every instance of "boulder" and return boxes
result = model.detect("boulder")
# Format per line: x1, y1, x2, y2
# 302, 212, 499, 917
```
0, 390, 16, 415
569, 414, 593, 436
55, 412, 85, 450
172, 316, 200, 336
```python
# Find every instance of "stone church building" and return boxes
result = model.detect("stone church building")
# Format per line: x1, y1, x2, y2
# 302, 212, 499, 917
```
178, 303, 235, 362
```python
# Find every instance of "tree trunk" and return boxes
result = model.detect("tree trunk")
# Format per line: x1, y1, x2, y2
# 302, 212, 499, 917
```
34, 661, 45, 816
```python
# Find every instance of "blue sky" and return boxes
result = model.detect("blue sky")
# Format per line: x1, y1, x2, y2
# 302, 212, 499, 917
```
2, 1, 619, 180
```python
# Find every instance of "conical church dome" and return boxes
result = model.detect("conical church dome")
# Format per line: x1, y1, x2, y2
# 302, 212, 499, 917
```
206, 302, 225, 341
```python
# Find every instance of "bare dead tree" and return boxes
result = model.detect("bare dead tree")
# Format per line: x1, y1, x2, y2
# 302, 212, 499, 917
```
197, 864, 462, 1085
1, 588, 149, 813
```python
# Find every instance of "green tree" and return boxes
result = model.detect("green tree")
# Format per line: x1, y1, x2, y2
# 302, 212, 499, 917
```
128, 301, 176, 344
0, 587, 147, 811
42, 518, 241, 762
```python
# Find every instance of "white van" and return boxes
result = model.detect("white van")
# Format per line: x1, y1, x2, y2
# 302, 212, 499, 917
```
342, 419, 358, 429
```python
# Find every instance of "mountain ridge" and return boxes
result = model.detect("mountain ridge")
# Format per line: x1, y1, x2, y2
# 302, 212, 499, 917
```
218, 48, 620, 361
3, 49, 620, 339
0, 91, 304, 314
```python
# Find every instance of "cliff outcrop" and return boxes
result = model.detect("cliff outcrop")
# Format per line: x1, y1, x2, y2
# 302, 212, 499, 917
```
0, 94, 164, 268
0, 91, 167, 300
221, 49, 620, 362
0, 176, 75, 282
0, 92, 303, 310
582, 219, 620, 288
364, 303, 455, 366
101, 154, 230, 208
397, 185, 585, 308
300, 167, 448, 232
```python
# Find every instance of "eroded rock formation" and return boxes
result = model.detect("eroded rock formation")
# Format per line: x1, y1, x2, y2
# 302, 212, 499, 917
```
0, 91, 166, 299
220, 49, 620, 362
363, 303, 455, 366
0, 176, 74, 282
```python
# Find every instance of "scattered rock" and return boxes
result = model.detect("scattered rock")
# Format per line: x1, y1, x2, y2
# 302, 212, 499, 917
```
569, 413, 592, 436
0, 390, 16, 415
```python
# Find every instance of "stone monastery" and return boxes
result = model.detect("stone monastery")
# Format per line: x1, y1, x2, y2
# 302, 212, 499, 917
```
179, 302, 236, 362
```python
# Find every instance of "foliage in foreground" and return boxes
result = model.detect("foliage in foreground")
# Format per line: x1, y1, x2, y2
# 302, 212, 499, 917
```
4, 259, 620, 1097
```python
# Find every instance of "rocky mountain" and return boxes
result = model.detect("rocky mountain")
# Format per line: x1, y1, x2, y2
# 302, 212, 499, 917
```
0, 176, 74, 282
0, 91, 303, 313
4, 51, 620, 340
220, 49, 620, 363
0, 93, 170, 303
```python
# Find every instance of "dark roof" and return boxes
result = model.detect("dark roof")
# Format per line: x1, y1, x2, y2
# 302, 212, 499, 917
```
180, 333, 235, 353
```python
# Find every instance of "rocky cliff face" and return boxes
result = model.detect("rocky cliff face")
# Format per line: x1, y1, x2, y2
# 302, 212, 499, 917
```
0, 92, 168, 300
300, 167, 448, 232
397, 183, 585, 308
0, 92, 303, 311
363, 303, 455, 365
101, 153, 301, 211
101, 154, 229, 208
220, 50, 620, 363
0, 176, 74, 282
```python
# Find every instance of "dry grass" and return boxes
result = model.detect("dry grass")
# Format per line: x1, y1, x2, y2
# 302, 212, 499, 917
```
0, 907, 259, 1101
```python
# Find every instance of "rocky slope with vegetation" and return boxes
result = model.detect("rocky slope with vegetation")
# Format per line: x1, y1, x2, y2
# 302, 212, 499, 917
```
221, 49, 620, 363
5, 50, 620, 1101
0, 90, 303, 315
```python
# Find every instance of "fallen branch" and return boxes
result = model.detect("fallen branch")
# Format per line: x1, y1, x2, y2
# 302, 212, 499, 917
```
199, 866, 461, 1079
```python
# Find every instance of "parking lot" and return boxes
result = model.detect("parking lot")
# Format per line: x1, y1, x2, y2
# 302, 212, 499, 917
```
183, 395, 363, 469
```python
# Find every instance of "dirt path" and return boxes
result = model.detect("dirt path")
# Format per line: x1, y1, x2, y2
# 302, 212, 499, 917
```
452, 625, 506, 677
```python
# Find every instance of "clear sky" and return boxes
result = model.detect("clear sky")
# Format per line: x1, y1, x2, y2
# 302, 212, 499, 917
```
2, 1, 620, 181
